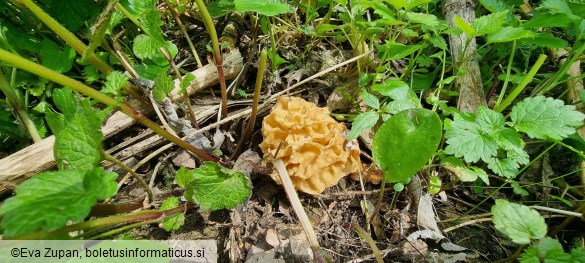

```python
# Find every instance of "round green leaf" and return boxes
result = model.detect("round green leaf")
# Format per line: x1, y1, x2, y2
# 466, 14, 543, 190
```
372, 108, 442, 182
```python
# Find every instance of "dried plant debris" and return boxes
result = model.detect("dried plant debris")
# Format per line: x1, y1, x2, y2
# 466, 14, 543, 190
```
260, 96, 361, 195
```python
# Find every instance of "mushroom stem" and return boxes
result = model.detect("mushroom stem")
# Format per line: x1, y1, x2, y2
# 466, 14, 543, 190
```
272, 159, 331, 262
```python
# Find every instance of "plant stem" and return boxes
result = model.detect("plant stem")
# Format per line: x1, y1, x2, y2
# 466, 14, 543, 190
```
494, 54, 547, 112
11, 203, 193, 240
0, 71, 41, 142
18, 0, 148, 106
230, 49, 267, 160
194, 0, 228, 121
494, 40, 516, 109
164, 0, 203, 68
0, 48, 218, 162
347, 223, 383, 263
103, 151, 153, 202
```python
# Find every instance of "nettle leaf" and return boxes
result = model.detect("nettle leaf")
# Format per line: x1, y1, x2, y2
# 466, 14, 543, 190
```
454, 16, 476, 37
45, 88, 106, 170
511, 96, 585, 140
521, 237, 572, 263
487, 157, 519, 178
234, 0, 291, 16
487, 26, 536, 43
347, 111, 379, 141
179, 73, 196, 95
160, 197, 185, 232
176, 166, 195, 187
477, 106, 505, 132
0, 168, 117, 237
473, 11, 508, 36
523, 13, 575, 29
521, 34, 568, 48
133, 34, 165, 60
444, 113, 498, 163
491, 199, 547, 245
373, 108, 442, 182
153, 74, 174, 102
40, 39, 76, 73
101, 71, 129, 96
141, 9, 165, 42
182, 162, 252, 211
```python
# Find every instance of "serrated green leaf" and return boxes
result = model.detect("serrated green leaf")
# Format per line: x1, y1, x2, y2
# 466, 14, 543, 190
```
495, 128, 529, 165
0, 168, 117, 237
429, 35, 447, 49
487, 157, 519, 178
102, 71, 129, 96
382, 100, 419, 114
479, 0, 514, 12
540, 0, 574, 16
491, 199, 547, 245
208, 0, 236, 17
511, 96, 585, 140
347, 111, 378, 141
454, 16, 476, 37
234, 0, 291, 16
488, 26, 536, 43
444, 113, 498, 163
472, 11, 508, 36
141, 9, 165, 43
373, 108, 442, 182
520, 34, 568, 48
176, 166, 195, 187
152, 74, 174, 102
184, 162, 252, 211
372, 79, 408, 97
359, 89, 380, 109
571, 248, 585, 263
477, 106, 505, 132
40, 39, 76, 73
511, 181, 529, 196
179, 73, 196, 95
406, 12, 438, 27
520, 237, 572, 263
45, 88, 106, 170
133, 34, 165, 60
160, 197, 185, 231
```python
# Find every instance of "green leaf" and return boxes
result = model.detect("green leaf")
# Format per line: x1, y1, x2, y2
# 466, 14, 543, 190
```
523, 13, 575, 28
359, 89, 380, 109
520, 34, 568, 48
511, 181, 529, 196
40, 39, 76, 73
473, 11, 508, 36
45, 88, 106, 170
51, 0, 101, 32
491, 199, 547, 245
347, 111, 379, 141
511, 96, 585, 140
479, 0, 513, 13
183, 162, 252, 211
208, 0, 236, 17
428, 175, 442, 194
372, 79, 409, 98
571, 248, 585, 263
520, 237, 572, 263
133, 34, 165, 60
486, 157, 519, 178
381, 100, 419, 114
373, 108, 442, 182
176, 166, 195, 187
0, 168, 117, 237
152, 74, 174, 102
378, 42, 422, 60
444, 113, 498, 163
102, 71, 129, 96
443, 163, 489, 185
454, 16, 476, 37
160, 197, 185, 232
234, 0, 291, 16
179, 73, 196, 95
141, 9, 165, 42
406, 12, 439, 27
488, 26, 536, 43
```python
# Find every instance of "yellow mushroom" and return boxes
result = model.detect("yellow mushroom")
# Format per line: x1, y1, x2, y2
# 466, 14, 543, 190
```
260, 96, 361, 195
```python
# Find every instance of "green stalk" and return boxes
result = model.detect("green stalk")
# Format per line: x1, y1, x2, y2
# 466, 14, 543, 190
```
0, 48, 218, 162
347, 223, 383, 263
229, 49, 267, 160
165, 0, 203, 68
18, 0, 148, 106
11, 203, 193, 240
494, 40, 516, 109
103, 151, 153, 202
0, 70, 41, 142
494, 54, 547, 112
194, 0, 228, 121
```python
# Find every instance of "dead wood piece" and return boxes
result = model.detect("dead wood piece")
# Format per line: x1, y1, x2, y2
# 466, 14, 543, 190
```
0, 49, 243, 194
443, 0, 486, 113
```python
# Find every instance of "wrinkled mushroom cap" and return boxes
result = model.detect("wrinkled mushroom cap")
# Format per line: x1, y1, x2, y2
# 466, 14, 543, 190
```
260, 96, 361, 195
